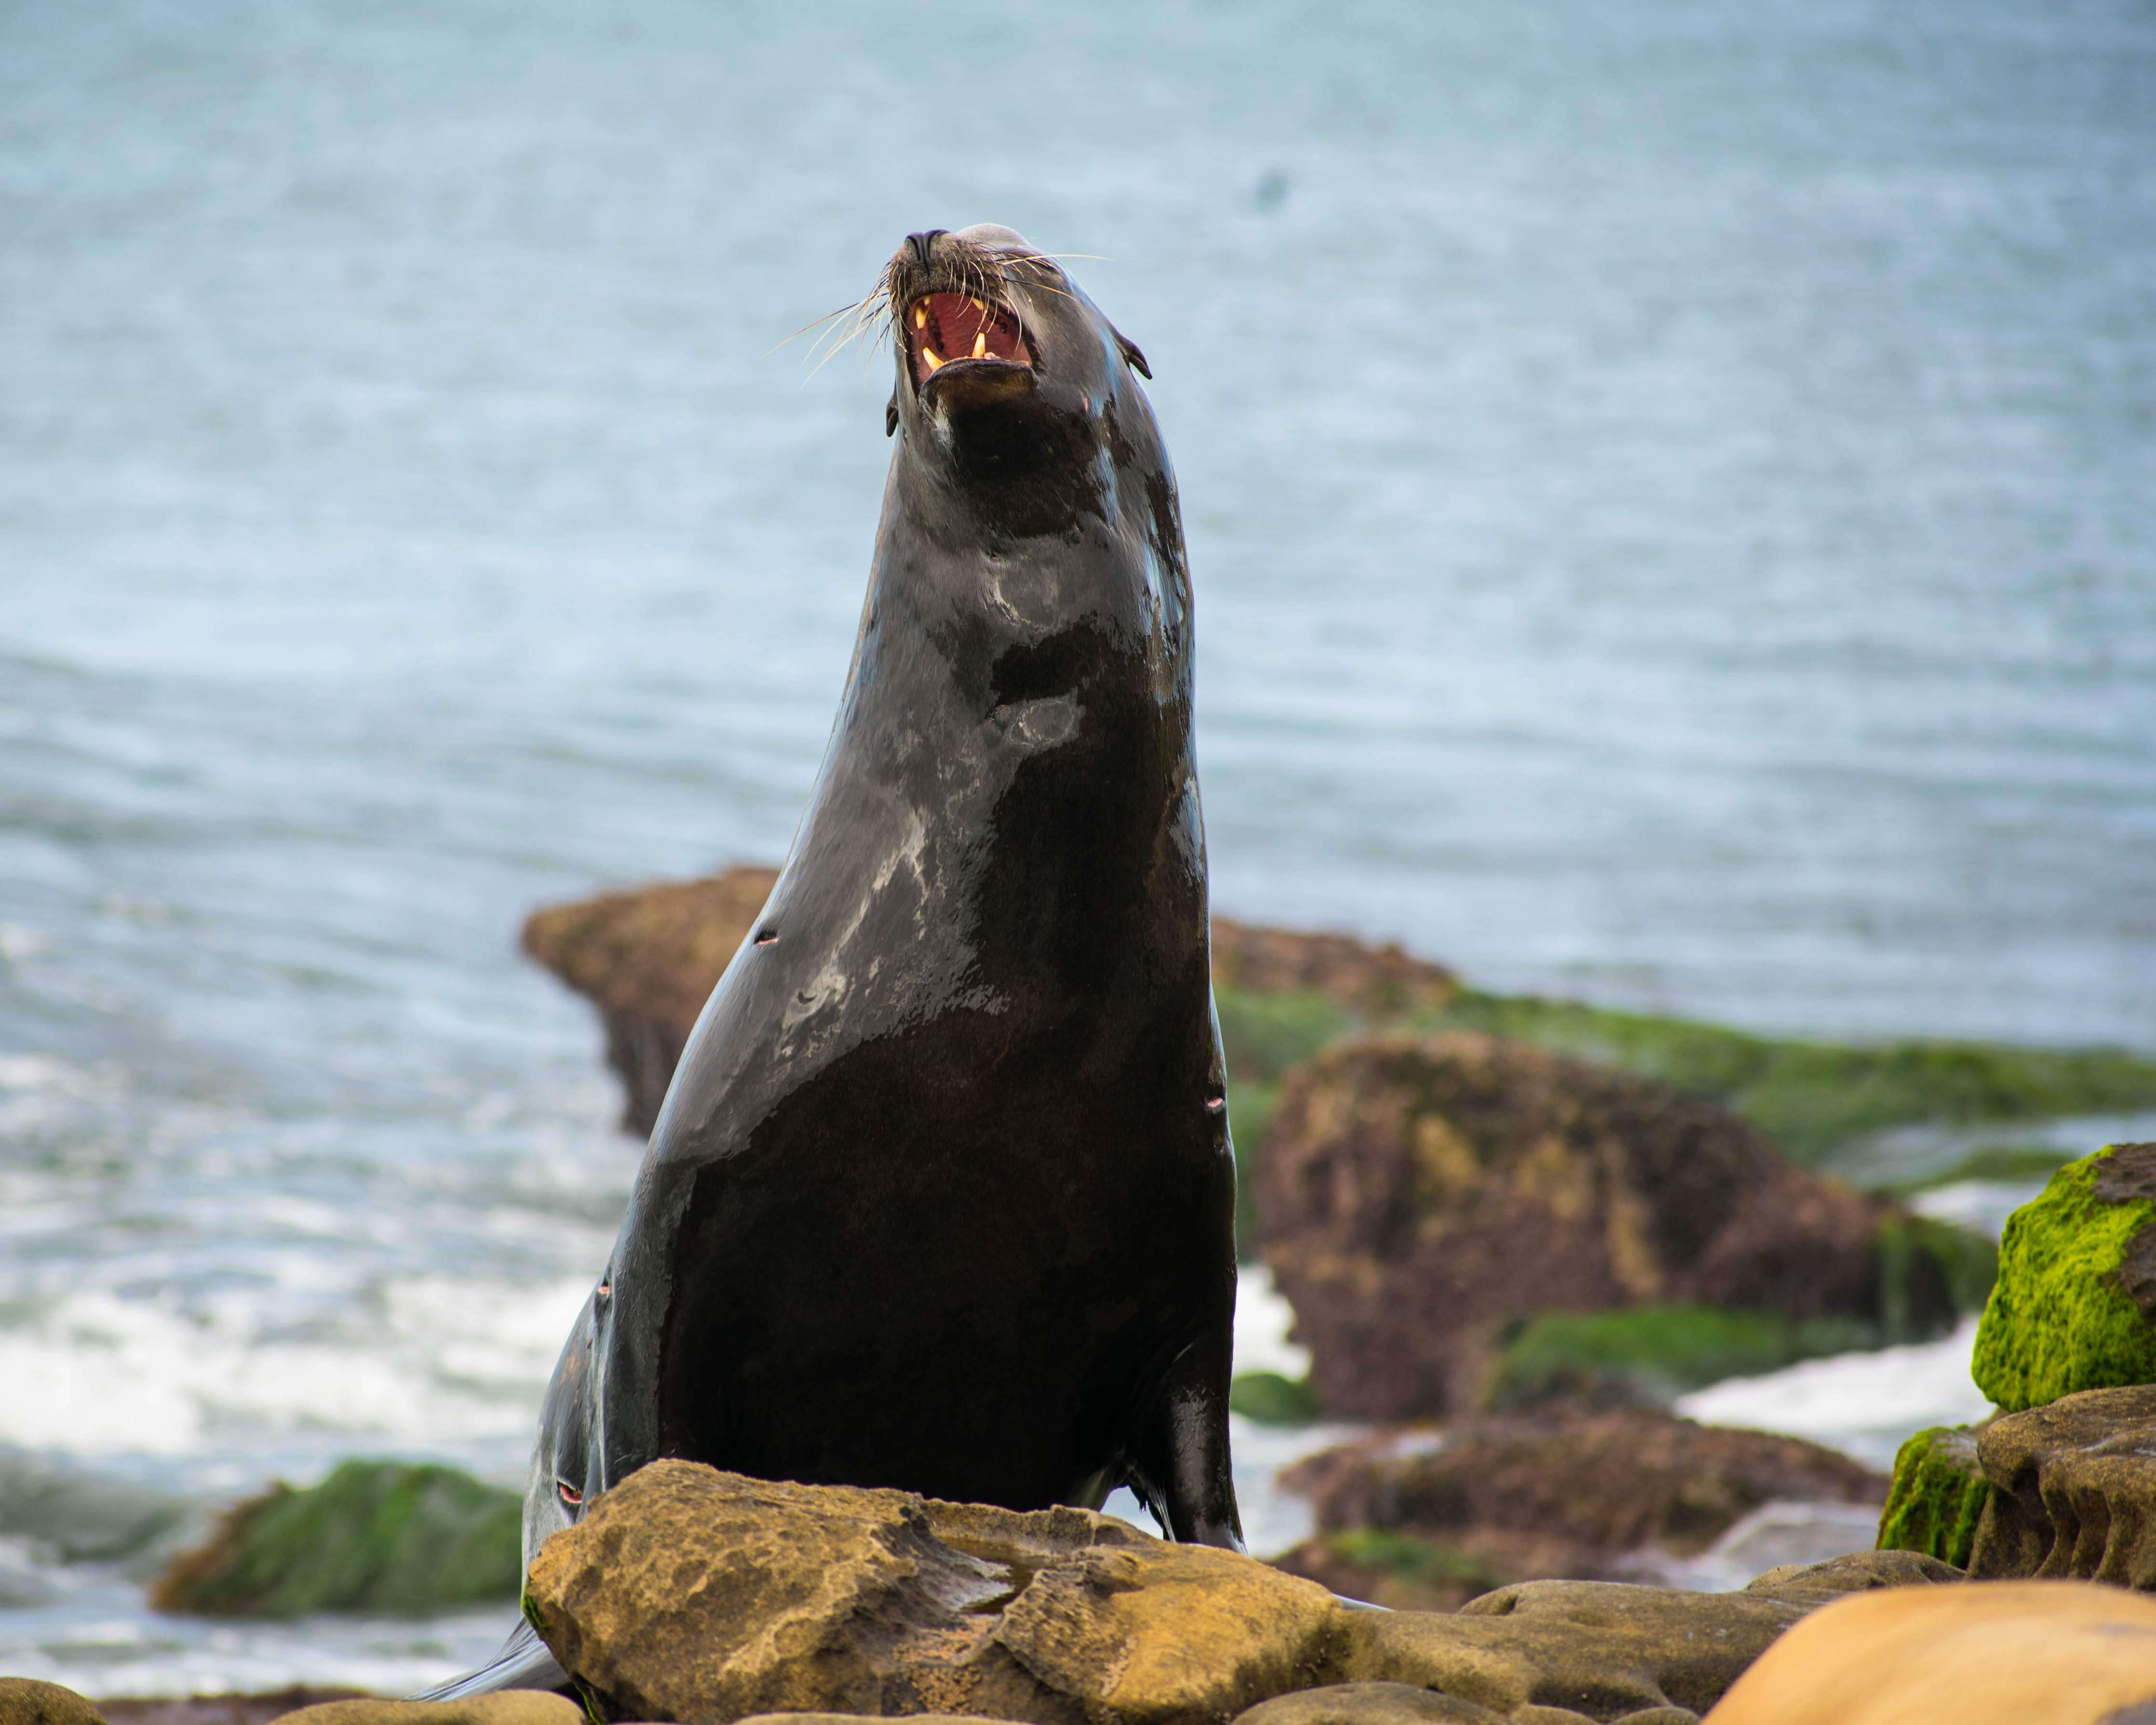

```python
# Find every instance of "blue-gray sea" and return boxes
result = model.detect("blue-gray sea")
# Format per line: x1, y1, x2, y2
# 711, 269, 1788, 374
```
2, 0, 2153, 1694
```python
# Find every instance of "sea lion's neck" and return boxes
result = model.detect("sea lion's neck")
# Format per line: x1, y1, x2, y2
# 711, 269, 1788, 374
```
895, 397, 1110, 545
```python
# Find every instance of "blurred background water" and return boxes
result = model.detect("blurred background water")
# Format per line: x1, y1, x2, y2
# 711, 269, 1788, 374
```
1, 0, 2153, 1694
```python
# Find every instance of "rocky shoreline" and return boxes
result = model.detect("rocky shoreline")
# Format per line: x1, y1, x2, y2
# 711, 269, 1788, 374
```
13, 890, 2156, 1724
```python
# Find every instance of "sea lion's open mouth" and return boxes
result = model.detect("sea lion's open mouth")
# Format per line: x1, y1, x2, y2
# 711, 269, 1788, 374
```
905, 292, 1035, 396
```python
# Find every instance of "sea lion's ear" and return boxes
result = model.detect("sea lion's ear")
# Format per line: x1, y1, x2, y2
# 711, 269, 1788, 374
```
885, 392, 899, 436
1114, 329, 1151, 379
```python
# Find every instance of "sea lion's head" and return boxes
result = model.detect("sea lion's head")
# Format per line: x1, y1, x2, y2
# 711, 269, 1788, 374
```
878, 224, 1156, 538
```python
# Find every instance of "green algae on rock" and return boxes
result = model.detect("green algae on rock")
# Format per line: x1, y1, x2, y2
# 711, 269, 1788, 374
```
1970, 1142, 2156, 1412
1416, 991, 2156, 1171
1875, 1426, 1991, 1569
1230, 1369, 1324, 1426
1486, 1305, 1877, 1412
150, 1459, 522, 1617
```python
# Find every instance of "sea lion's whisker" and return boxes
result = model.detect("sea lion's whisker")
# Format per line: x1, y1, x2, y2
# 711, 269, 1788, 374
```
775, 301, 866, 354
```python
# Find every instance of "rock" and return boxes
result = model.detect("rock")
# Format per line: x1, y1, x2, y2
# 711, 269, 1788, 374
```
524, 1459, 1341, 1725
262, 1700, 580, 1725
1971, 1141, 2156, 1411
1966, 1383, 2156, 1588
1232, 1681, 1509, 1725
0, 1681, 106, 1725
1700, 1579, 2156, 1724
1273, 1528, 1510, 1615
149, 1459, 521, 1617
1874, 1425, 1991, 1568
525, 1461, 1966, 1725
99, 1697, 367, 1725
1334, 1581, 1810, 1722
734, 1717, 1031, 1725
1254, 1033, 1981, 1419
1738, 1549, 1965, 1604
521, 866, 780, 1136
1272, 1409, 1886, 1607
1208, 920, 1457, 1020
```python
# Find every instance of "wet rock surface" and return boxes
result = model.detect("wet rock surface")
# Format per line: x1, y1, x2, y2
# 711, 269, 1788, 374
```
1271, 1411, 1886, 1611
1253, 1035, 1970, 1420
1972, 1141, 2156, 1412
1966, 1383, 2156, 1588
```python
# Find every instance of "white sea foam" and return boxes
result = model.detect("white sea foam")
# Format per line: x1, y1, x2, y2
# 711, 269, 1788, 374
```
0, 1278, 589, 1459
1232, 1263, 1312, 1381
1674, 1318, 1992, 1469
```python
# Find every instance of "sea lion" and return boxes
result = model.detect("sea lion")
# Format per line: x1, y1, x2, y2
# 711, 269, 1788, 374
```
434, 227, 1241, 1693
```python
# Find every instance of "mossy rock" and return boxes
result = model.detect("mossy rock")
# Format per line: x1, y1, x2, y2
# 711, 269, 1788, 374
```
1216, 988, 1356, 1257
1229, 1370, 1322, 1426
1420, 991, 2156, 1169
1875, 1425, 1990, 1568
1484, 1304, 1878, 1411
1971, 1142, 2156, 1412
150, 1458, 523, 1617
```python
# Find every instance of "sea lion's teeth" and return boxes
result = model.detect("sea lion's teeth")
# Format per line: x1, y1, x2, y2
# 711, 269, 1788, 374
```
922, 349, 943, 371
972, 331, 987, 358
970, 296, 985, 311
914, 305, 927, 328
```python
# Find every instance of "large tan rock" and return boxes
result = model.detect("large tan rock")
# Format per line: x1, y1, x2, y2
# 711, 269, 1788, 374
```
528, 1463, 1965, 1725
1965, 1382, 2156, 1588
1273, 1409, 1885, 1607
524, 1460, 1343, 1725
1701, 1579, 2156, 1724
263, 1699, 580, 1725
1254, 1036, 1959, 1419
0, 1681, 106, 1725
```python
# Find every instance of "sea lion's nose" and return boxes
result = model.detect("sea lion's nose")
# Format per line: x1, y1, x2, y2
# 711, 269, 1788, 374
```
907, 229, 946, 270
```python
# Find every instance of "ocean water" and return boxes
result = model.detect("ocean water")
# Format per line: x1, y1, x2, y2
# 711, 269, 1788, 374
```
2, 0, 2153, 1693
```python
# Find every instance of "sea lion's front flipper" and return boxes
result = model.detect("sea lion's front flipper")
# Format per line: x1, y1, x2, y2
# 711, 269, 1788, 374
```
407, 1617, 568, 1700
1128, 1329, 1243, 1550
